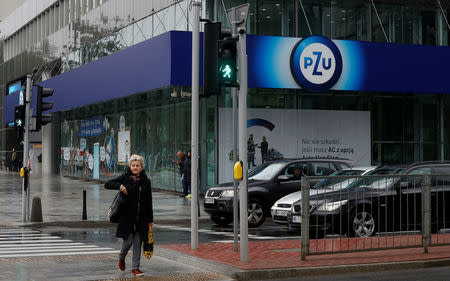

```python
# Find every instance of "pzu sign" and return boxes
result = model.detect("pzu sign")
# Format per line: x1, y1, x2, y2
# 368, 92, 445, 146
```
291, 36, 343, 92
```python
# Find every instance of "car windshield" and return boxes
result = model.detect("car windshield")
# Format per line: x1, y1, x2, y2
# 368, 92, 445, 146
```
249, 162, 286, 181
312, 169, 364, 190
352, 167, 405, 190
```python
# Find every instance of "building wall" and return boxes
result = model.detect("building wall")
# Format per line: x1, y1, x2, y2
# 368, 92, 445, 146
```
0, 0, 25, 22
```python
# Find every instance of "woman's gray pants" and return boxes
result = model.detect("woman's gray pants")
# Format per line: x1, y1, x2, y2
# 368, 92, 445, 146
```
119, 232, 142, 270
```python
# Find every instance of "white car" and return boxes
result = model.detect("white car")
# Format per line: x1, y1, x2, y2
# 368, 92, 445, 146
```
270, 166, 377, 225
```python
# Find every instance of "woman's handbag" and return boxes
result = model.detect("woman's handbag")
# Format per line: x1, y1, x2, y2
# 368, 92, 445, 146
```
108, 192, 125, 223
143, 223, 154, 259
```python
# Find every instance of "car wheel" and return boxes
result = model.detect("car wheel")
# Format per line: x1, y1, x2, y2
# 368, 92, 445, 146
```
210, 215, 233, 226
248, 198, 266, 227
350, 209, 376, 237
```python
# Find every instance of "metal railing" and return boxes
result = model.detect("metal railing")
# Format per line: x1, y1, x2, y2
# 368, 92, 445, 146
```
298, 173, 450, 259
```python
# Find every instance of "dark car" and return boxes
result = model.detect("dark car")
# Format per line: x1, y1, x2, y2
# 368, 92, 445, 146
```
287, 162, 450, 237
203, 158, 354, 227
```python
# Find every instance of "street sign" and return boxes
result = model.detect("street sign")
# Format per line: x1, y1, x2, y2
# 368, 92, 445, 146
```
226, 3, 250, 34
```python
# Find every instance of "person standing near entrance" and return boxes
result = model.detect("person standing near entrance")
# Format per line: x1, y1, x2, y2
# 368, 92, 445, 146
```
11, 148, 17, 172
182, 151, 191, 198
176, 150, 191, 198
259, 136, 268, 163
104, 154, 153, 277
247, 134, 257, 168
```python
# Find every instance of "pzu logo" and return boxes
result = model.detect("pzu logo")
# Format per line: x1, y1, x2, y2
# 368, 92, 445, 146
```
290, 36, 342, 92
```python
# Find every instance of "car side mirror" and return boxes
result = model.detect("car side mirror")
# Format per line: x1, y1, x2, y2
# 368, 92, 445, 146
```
277, 175, 289, 182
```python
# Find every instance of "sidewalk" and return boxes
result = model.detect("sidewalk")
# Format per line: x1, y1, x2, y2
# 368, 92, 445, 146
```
0, 172, 210, 226
1, 173, 450, 280
159, 239, 450, 280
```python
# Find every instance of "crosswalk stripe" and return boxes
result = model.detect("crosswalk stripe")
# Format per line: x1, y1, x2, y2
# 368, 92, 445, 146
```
0, 239, 73, 244
0, 250, 119, 258
0, 236, 61, 240
0, 230, 40, 234
156, 224, 296, 241
0, 233, 50, 237
0, 228, 118, 258
0, 243, 84, 248
0, 247, 112, 254
0, 245, 97, 251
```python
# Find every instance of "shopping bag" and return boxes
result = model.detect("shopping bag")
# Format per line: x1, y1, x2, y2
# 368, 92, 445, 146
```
108, 192, 125, 223
143, 223, 154, 259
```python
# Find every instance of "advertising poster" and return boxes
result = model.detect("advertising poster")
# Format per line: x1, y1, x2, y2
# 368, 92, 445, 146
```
93, 143, 99, 179
218, 108, 371, 183
118, 130, 131, 164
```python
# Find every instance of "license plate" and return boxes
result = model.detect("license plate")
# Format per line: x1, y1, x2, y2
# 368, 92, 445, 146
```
292, 215, 302, 223
205, 197, 215, 204
275, 210, 288, 217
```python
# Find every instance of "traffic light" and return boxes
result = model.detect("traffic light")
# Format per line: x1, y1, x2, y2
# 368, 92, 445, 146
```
36, 85, 54, 130
14, 105, 25, 129
218, 38, 238, 87
202, 21, 221, 97
14, 105, 25, 141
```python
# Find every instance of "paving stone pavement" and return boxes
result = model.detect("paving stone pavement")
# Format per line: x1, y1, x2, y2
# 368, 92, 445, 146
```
3, 172, 450, 281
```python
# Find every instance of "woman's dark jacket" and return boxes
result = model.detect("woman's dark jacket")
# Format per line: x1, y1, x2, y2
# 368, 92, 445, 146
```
104, 168, 153, 239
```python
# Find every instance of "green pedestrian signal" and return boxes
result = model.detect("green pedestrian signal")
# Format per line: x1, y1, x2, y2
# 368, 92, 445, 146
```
221, 64, 232, 78
218, 39, 238, 87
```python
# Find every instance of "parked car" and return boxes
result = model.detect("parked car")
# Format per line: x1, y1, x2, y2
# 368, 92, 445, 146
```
270, 166, 377, 225
203, 158, 354, 227
287, 162, 450, 238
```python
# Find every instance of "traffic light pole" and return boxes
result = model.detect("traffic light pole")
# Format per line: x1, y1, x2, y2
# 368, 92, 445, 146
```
191, 0, 201, 250
22, 74, 32, 222
238, 28, 248, 262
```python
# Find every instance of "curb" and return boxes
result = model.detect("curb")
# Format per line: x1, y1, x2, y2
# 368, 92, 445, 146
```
155, 246, 450, 281
155, 246, 239, 280
231, 258, 450, 280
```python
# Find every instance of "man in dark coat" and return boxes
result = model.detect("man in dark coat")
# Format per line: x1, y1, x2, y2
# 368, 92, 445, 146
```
259, 136, 268, 163
176, 151, 191, 198
182, 151, 191, 198
105, 154, 153, 277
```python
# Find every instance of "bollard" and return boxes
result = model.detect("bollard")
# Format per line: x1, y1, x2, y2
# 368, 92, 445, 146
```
30, 197, 43, 222
82, 190, 87, 220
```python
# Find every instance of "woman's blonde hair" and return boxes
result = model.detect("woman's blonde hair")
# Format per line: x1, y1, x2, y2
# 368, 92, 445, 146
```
129, 154, 145, 169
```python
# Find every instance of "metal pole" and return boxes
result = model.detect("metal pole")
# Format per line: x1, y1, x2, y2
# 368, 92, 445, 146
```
22, 74, 32, 222
301, 177, 310, 260
230, 13, 239, 253
191, 0, 201, 250
232, 88, 239, 252
238, 26, 248, 262
422, 174, 431, 253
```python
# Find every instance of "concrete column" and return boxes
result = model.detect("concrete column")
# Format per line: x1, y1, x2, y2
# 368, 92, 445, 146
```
42, 124, 54, 176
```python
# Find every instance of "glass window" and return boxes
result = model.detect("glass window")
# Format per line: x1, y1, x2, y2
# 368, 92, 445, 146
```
311, 162, 335, 176
282, 163, 307, 180
257, 0, 294, 37
372, 97, 403, 142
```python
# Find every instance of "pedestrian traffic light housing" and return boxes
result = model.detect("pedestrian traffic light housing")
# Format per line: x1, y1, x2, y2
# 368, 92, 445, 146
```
202, 21, 221, 97
218, 38, 238, 87
14, 105, 25, 129
36, 85, 54, 130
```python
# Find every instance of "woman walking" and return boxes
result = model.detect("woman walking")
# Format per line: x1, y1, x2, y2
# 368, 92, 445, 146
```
105, 154, 153, 276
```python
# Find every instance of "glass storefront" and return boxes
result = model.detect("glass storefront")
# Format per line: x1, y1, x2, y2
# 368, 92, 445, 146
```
59, 88, 193, 191
58, 85, 447, 192
3, 0, 450, 192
